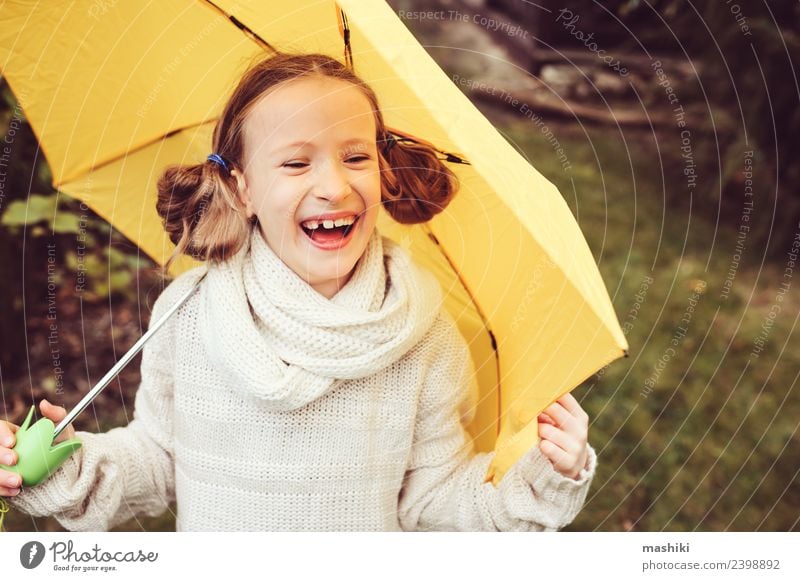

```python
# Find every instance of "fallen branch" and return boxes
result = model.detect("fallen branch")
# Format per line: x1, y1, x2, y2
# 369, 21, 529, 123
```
466, 82, 674, 128
532, 48, 699, 80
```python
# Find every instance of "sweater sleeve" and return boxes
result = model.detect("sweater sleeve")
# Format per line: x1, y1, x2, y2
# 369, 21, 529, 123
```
397, 311, 597, 532
7, 270, 200, 531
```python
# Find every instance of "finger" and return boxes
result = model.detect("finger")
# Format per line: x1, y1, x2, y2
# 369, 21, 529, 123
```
539, 439, 573, 474
557, 393, 589, 422
537, 412, 556, 425
543, 403, 588, 444
0, 486, 21, 497
41, 401, 75, 443
0, 447, 16, 466
1, 469, 22, 490
545, 399, 588, 435
0, 422, 18, 447
543, 400, 573, 429
556, 393, 581, 415
40, 400, 67, 422
539, 423, 583, 457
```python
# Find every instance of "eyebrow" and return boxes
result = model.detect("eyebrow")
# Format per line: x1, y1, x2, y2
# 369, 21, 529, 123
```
270, 137, 373, 155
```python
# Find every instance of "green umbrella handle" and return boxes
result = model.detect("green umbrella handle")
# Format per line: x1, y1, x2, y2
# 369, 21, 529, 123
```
0, 406, 82, 487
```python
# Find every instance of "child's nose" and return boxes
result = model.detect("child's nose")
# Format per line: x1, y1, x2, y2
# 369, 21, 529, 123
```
313, 161, 353, 203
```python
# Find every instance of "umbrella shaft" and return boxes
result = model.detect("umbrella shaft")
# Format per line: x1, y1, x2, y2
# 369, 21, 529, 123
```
53, 274, 205, 440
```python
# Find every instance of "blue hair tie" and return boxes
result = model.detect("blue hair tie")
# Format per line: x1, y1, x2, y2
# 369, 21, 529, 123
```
206, 153, 231, 173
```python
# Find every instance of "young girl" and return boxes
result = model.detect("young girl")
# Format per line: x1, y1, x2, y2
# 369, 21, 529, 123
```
1, 53, 595, 531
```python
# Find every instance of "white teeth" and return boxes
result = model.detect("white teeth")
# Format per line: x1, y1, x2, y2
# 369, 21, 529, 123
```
301, 215, 356, 230
334, 216, 356, 227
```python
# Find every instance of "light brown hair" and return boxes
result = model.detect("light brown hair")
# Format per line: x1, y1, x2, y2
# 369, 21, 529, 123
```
156, 52, 459, 273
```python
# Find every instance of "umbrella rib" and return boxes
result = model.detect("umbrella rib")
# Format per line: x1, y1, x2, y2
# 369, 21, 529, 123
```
423, 224, 501, 439
200, 0, 278, 53
338, 8, 354, 71
385, 127, 471, 166
56, 119, 219, 186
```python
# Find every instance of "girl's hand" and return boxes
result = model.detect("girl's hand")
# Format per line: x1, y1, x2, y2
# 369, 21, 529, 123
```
537, 393, 589, 480
0, 400, 75, 496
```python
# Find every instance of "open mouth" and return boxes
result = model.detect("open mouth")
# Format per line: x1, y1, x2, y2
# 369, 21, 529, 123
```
300, 214, 360, 245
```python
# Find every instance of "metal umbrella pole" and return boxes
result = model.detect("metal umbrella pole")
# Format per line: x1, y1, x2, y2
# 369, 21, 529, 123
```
52, 274, 204, 440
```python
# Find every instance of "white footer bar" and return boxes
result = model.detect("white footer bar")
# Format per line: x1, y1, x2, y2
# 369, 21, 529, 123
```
1, 532, 797, 580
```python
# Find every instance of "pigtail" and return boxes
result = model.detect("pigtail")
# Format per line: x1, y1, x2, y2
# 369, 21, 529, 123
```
155, 160, 252, 274
379, 132, 459, 224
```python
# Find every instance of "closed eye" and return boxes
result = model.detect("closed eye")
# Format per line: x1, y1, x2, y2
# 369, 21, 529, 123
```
347, 155, 371, 164
283, 157, 368, 169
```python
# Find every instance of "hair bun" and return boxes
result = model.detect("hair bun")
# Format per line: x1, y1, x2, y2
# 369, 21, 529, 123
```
380, 139, 459, 224
156, 162, 251, 271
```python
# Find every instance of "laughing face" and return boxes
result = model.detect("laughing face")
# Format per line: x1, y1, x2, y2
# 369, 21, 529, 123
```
233, 76, 382, 299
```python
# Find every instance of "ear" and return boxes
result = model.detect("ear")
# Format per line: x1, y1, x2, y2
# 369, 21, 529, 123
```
231, 169, 255, 219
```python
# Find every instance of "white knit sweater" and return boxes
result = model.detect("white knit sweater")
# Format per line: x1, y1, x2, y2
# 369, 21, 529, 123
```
10, 227, 597, 531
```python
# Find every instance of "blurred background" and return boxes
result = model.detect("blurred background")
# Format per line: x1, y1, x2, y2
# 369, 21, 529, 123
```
1, 0, 798, 531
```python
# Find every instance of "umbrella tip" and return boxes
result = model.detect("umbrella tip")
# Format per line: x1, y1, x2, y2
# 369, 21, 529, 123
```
623, 349, 630, 358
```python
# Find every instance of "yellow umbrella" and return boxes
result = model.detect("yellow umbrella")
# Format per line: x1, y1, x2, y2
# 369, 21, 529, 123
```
0, 0, 628, 485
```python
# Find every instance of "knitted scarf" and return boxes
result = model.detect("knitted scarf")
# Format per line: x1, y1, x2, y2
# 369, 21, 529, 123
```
199, 226, 443, 410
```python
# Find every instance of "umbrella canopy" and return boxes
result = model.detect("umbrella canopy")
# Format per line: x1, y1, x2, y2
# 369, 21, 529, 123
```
0, 0, 628, 485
